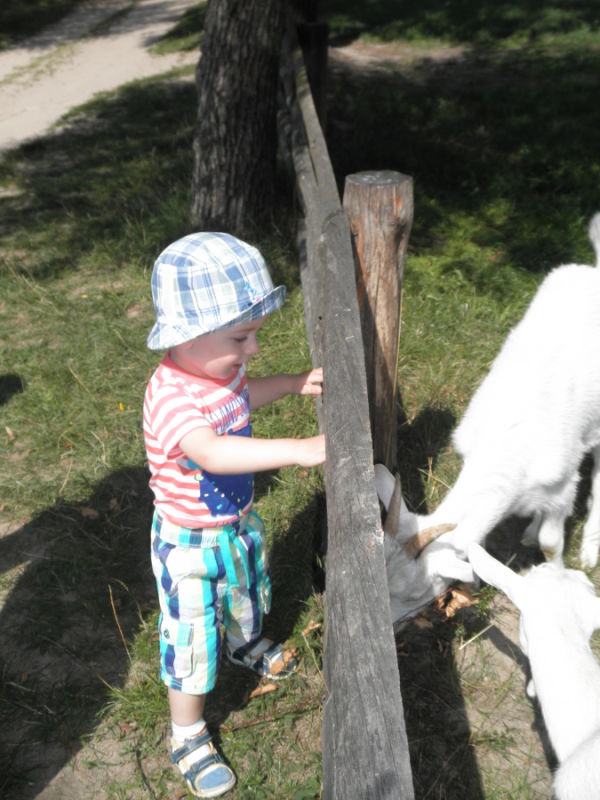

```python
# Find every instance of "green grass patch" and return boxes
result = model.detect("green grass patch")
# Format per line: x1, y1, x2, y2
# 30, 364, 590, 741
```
150, 2, 207, 55
0, 0, 84, 48
321, 0, 600, 49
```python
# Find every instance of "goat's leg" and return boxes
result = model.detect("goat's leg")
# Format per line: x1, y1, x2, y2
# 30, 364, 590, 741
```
581, 445, 600, 569
521, 510, 542, 548
552, 729, 600, 800
535, 473, 580, 564
537, 512, 567, 565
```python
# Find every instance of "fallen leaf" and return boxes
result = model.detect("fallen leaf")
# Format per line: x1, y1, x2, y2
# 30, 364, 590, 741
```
302, 620, 322, 636
5, 426, 15, 442
249, 682, 277, 698
118, 721, 137, 737
80, 507, 99, 519
414, 616, 433, 630
438, 585, 478, 618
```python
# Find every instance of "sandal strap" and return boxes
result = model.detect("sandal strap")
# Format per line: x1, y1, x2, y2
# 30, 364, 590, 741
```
170, 729, 212, 765
228, 637, 272, 662
184, 750, 225, 781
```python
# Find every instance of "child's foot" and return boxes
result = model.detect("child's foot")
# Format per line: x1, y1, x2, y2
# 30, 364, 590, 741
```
170, 726, 236, 798
226, 637, 298, 680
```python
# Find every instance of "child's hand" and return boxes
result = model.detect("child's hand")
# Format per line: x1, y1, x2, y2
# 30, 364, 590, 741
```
296, 367, 323, 396
296, 433, 326, 467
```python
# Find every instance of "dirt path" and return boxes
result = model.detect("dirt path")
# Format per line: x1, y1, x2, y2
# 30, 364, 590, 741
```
0, 0, 199, 154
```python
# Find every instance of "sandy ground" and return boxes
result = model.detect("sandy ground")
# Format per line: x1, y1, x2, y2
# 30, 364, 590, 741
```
0, 0, 199, 154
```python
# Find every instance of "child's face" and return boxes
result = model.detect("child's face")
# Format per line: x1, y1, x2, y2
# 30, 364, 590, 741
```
171, 318, 265, 380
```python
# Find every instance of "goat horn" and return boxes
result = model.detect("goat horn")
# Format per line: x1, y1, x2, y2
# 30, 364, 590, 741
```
405, 523, 457, 558
383, 473, 403, 537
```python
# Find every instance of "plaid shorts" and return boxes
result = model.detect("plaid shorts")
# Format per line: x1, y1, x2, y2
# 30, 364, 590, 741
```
150, 510, 271, 695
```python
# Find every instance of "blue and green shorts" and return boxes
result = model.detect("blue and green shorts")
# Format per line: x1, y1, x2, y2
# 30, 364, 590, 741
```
150, 509, 271, 695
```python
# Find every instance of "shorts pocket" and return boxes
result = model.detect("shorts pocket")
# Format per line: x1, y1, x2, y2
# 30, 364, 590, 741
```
159, 615, 194, 680
259, 572, 272, 616
246, 517, 271, 615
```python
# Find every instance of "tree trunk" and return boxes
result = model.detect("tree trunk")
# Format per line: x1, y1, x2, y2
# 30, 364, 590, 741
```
191, 0, 285, 234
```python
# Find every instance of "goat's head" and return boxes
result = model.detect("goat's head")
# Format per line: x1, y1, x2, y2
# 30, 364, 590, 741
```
468, 542, 600, 655
375, 463, 475, 627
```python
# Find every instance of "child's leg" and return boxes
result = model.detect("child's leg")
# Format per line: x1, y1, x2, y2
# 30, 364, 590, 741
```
150, 517, 236, 797
169, 687, 205, 726
168, 688, 235, 798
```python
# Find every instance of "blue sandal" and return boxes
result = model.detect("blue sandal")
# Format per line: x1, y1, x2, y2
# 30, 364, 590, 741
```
226, 637, 298, 680
170, 728, 236, 798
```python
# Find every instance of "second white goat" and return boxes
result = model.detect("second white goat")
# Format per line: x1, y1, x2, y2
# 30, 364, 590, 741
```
376, 213, 600, 625
468, 542, 600, 800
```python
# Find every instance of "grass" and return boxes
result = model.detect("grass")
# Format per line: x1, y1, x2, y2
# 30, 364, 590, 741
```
0, 0, 84, 48
2, 1, 600, 798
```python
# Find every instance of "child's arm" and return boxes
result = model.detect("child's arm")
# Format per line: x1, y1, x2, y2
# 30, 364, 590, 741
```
179, 426, 325, 474
247, 367, 323, 410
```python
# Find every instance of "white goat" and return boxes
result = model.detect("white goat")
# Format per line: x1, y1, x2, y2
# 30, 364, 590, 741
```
468, 542, 600, 800
376, 213, 600, 625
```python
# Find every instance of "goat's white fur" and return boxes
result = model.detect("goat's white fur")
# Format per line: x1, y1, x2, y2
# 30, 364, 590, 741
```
468, 543, 600, 800
376, 213, 600, 625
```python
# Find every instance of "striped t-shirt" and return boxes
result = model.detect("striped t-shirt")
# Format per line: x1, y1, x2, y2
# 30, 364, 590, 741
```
143, 354, 254, 528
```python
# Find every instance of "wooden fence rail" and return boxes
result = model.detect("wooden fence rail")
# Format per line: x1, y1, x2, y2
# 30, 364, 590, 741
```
279, 25, 415, 800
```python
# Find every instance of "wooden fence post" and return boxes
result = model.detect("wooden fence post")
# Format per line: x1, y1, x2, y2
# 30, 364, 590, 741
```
343, 171, 413, 469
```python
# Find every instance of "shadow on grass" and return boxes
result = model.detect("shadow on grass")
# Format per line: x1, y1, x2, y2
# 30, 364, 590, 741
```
0, 78, 198, 280
0, 466, 155, 797
391, 402, 541, 799
0, 0, 202, 51
322, 0, 600, 49
0, 374, 24, 406
0, 464, 323, 798
0, 75, 300, 289
0, 0, 83, 47
327, 44, 600, 276
392, 400, 484, 797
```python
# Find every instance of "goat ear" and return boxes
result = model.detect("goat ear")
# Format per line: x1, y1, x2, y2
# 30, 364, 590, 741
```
374, 463, 396, 509
428, 550, 476, 584
468, 543, 522, 605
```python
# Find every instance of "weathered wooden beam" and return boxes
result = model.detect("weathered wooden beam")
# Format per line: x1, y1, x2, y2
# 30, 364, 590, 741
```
343, 171, 413, 468
279, 24, 415, 800
317, 211, 415, 800
297, 21, 329, 129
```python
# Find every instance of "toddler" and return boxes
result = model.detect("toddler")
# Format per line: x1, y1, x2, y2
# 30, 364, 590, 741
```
143, 232, 326, 797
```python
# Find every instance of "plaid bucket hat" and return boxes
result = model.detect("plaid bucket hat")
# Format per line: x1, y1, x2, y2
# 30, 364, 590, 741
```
147, 232, 286, 351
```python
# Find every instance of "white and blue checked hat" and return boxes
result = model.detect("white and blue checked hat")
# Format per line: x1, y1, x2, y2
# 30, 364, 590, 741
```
147, 232, 286, 350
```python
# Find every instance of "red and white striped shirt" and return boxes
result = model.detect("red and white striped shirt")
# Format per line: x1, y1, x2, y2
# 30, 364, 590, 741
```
143, 354, 253, 528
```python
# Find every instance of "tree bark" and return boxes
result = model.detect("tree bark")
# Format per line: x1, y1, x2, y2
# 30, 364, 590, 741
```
191, 0, 285, 234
